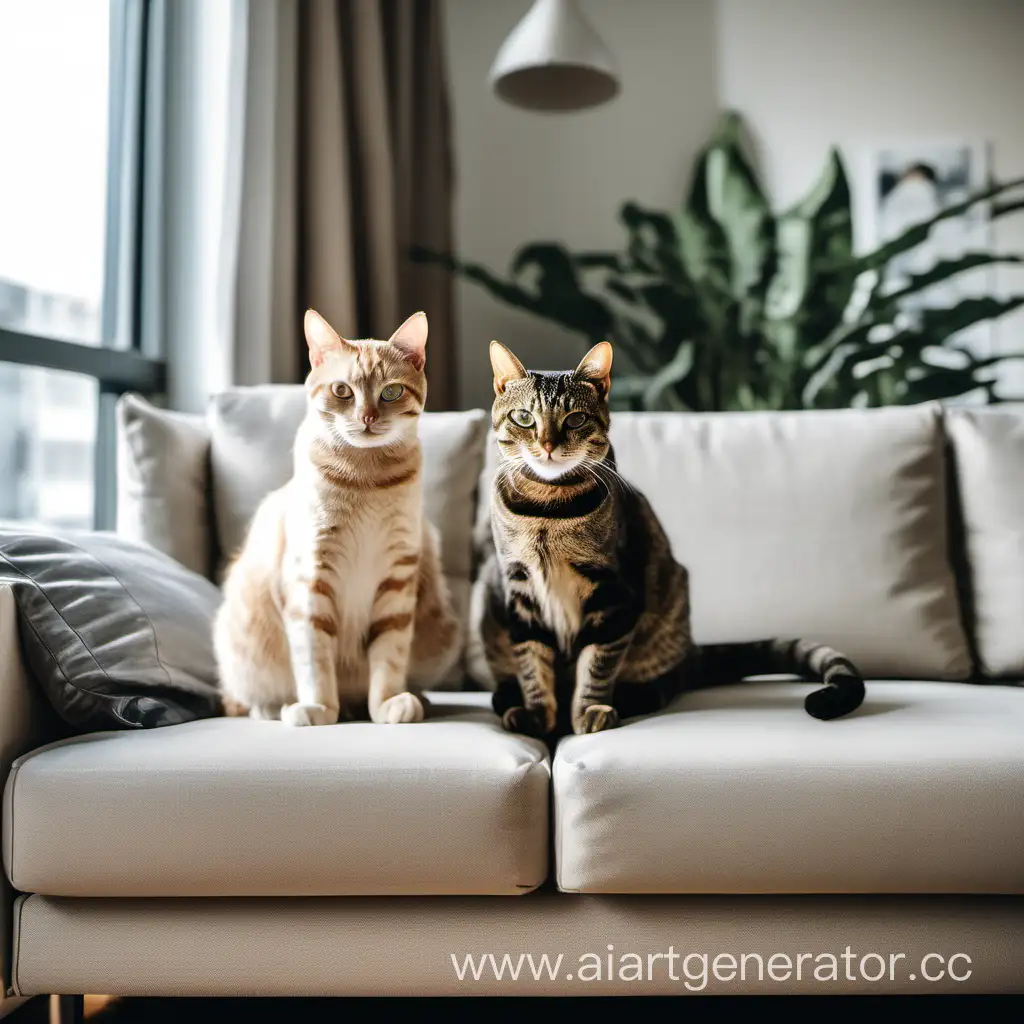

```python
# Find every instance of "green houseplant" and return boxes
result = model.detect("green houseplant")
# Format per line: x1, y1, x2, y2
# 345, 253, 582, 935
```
415, 112, 1024, 411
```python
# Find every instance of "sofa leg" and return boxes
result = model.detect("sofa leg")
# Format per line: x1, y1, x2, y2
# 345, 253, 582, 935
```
56, 995, 84, 1024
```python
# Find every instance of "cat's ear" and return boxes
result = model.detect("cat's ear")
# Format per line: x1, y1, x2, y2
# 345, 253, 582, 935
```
304, 309, 351, 368
388, 311, 428, 371
490, 341, 528, 394
575, 341, 613, 396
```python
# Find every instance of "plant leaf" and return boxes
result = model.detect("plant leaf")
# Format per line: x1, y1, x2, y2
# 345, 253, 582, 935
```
642, 340, 695, 410
412, 244, 615, 342
605, 279, 639, 304
620, 202, 686, 282
992, 197, 1024, 219
870, 253, 1023, 314
853, 176, 1024, 273
919, 295, 1024, 340
802, 296, 1024, 407
700, 113, 774, 308
572, 252, 626, 270
764, 147, 855, 406
678, 149, 732, 296
765, 148, 854, 322
884, 366, 987, 404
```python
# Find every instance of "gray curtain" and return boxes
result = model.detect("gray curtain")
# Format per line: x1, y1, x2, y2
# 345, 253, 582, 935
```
233, 0, 457, 409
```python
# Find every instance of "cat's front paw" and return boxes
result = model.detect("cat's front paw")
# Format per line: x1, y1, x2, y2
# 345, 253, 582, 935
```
574, 703, 620, 735
501, 705, 555, 737
281, 702, 340, 727
374, 692, 425, 724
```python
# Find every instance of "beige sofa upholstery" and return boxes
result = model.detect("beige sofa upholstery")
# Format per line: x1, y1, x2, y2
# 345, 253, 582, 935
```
12, 892, 1024, 996
4, 694, 549, 898
0, 587, 71, 1016
555, 680, 1024, 894
2, 394, 1023, 1001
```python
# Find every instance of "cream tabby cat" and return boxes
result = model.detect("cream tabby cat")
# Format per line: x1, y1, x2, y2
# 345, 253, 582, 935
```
214, 309, 461, 726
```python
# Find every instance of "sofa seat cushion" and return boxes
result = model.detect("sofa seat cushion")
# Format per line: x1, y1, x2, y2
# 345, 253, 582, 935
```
554, 681, 1024, 894
3, 694, 549, 897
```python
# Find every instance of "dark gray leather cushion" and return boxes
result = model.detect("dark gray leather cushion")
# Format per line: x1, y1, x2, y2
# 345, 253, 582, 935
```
0, 525, 222, 730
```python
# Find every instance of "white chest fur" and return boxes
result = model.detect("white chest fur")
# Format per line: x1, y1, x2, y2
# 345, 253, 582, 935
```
532, 557, 585, 652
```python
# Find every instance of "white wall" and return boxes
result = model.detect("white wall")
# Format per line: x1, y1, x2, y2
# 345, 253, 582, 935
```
444, 0, 1024, 407
444, 0, 718, 409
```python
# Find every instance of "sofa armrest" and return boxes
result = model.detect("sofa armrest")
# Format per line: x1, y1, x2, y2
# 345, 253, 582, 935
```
0, 585, 65, 1009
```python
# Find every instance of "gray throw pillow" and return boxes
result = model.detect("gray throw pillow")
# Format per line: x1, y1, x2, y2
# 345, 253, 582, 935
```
0, 524, 222, 731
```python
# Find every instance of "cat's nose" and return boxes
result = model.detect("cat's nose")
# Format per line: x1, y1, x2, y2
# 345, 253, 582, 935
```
542, 440, 554, 454
362, 409, 379, 426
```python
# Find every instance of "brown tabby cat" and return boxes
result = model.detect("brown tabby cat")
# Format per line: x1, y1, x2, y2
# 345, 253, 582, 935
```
215, 310, 461, 726
468, 340, 865, 737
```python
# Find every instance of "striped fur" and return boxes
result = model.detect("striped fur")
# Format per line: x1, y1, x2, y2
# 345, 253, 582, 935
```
214, 310, 461, 726
467, 341, 865, 737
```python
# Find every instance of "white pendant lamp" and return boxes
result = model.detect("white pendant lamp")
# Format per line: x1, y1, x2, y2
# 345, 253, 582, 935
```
489, 0, 620, 113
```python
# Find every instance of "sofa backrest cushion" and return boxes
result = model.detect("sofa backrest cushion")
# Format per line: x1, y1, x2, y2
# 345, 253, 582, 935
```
946, 405, 1024, 678
477, 404, 971, 680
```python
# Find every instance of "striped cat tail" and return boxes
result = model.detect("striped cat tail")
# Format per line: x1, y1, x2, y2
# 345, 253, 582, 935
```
694, 639, 865, 720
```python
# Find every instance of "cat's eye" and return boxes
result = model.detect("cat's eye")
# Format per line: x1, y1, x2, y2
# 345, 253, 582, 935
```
380, 383, 405, 402
563, 411, 588, 429
331, 382, 353, 399
510, 409, 535, 428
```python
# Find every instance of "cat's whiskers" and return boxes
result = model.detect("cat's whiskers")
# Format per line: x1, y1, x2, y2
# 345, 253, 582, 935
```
500, 458, 532, 501
578, 462, 612, 497
586, 457, 637, 495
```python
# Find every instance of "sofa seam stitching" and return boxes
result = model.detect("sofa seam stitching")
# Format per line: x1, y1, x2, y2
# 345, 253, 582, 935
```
554, 754, 565, 892
6, 761, 15, 893
518, 757, 550, 892
11, 893, 23, 996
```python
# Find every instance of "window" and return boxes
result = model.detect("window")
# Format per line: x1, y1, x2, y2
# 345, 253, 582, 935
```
0, 365, 97, 530
0, 1, 109, 346
0, 0, 165, 530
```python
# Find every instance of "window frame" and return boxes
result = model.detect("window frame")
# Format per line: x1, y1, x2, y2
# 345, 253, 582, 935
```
0, 0, 166, 529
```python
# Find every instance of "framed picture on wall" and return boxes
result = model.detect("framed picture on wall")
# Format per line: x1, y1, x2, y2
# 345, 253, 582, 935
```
864, 140, 993, 357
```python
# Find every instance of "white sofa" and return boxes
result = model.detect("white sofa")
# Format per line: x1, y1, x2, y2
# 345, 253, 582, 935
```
0, 390, 1022, 1005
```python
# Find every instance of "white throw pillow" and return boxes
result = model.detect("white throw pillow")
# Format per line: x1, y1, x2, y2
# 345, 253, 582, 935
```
116, 393, 212, 577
